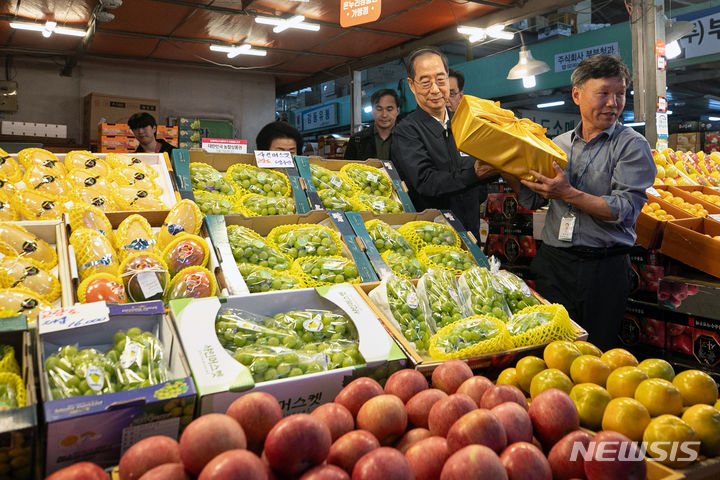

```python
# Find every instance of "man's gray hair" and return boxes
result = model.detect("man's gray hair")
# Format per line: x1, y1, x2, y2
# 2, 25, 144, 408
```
570, 54, 631, 88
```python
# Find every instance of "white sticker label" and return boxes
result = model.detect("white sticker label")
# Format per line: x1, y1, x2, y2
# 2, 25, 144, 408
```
137, 271, 163, 298
330, 176, 343, 188
372, 201, 385, 211
254, 150, 294, 168
303, 318, 324, 332
710, 214, 720, 222
406, 291, 419, 309
120, 341, 143, 368
85, 365, 105, 392
646, 187, 661, 197
39, 302, 110, 334
366, 172, 380, 183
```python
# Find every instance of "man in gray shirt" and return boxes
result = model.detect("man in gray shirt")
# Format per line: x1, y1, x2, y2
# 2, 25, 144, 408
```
502, 54, 655, 350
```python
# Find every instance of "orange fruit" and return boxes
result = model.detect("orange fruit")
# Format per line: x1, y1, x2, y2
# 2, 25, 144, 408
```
606, 366, 648, 398
601, 397, 651, 441
570, 355, 611, 387
543, 340, 582, 376
600, 348, 638, 370
634, 378, 684, 416
530, 368, 573, 399
515, 356, 546, 394
715, 398, 720, 410
672, 370, 719, 406
682, 404, 720, 457
497, 367, 521, 389
574, 341, 602, 357
643, 415, 700, 468
570, 383, 611, 430
637, 358, 675, 381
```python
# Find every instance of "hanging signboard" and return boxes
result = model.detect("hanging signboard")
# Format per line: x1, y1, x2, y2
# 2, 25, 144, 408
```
299, 103, 338, 132
676, 6, 720, 59
340, 0, 381, 27
554, 42, 619, 72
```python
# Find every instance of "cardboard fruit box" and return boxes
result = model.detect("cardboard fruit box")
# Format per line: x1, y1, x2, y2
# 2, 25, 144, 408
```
204, 211, 378, 295
37, 301, 196, 474
660, 217, 720, 278
169, 284, 408, 416
294, 156, 415, 213
636, 192, 693, 249
170, 149, 311, 215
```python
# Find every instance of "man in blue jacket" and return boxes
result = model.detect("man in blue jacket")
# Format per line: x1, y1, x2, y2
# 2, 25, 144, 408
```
391, 46, 498, 239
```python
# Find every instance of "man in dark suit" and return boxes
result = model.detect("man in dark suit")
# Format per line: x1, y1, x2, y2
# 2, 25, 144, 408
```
391, 46, 497, 238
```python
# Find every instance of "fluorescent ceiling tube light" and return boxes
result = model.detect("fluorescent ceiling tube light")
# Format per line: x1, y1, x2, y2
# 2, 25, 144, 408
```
487, 24, 514, 40
709, 116, 720, 121
9, 22, 45, 31
210, 44, 266, 57
507, 46, 550, 80
624, 122, 645, 127
255, 14, 319, 33
537, 100, 565, 108
457, 26, 486, 43
10, 20, 86, 37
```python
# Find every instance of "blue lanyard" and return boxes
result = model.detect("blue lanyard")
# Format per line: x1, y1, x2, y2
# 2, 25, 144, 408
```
568, 136, 608, 189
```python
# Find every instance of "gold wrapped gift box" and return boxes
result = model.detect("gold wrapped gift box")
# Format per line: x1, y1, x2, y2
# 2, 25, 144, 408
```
451, 95, 568, 181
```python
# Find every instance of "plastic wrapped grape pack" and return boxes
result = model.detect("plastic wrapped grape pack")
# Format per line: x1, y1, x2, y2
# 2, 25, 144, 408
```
310, 164, 355, 197
416, 269, 468, 329
457, 266, 512, 321
429, 315, 512, 360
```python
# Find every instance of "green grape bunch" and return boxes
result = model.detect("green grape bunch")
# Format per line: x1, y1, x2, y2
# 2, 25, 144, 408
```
193, 190, 240, 215
189, 163, 237, 195
356, 193, 403, 214
423, 249, 476, 272
296, 256, 359, 285
227, 226, 290, 271
385, 277, 432, 352
413, 223, 457, 247
318, 189, 358, 212
272, 310, 358, 344
241, 194, 295, 216
419, 269, 465, 329
238, 263, 302, 293
342, 165, 392, 197
215, 309, 304, 351
433, 317, 504, 354
110, 328, 168, 390
310, 164, 354, 197
227, 165, 289, 198
45, 346, 116, 399
232, 345, 325, 383
496, 270, 541, 314
460, 267, 512, 321
365, 220, 414, 256
272, 226, 340, 259
383, 251, 426, 279
302, 339, 364, 369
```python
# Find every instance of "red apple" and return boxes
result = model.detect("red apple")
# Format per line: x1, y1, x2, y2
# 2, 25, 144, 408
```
356, 394, 408, 445
547, 430, 593, 480
334, 377, 384, 418
264, 414, 332, 476
406, 388, 448, 428
480, 385, 528, 411
500, 442, 552, 480
226, 392, 283, 453
299, 464, 349, 480
456, 376, 494, 407
432, 360, 473, 394
491, 402, 533, 444
395, 428, 432, 454
385, 369, 429, 403
584, 431, 646, 480
326, 430, 380, 474
446, 409, 507, 454
352, 447, 413, 480
310, 402, 354, 442
427, 393, 477, 437
528, 389, 579, 449
198, 450, 267, 480
440, 445, 508, 480
119, 435, 181, 480
405, 436, 450, 480
138, 463, 191, 480
179, 414, 247, 475
46, 462, 108, 480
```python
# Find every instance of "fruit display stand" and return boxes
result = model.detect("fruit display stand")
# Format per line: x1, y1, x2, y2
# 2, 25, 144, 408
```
169, 284, 407, 416
0, 317, 39, 479
294, 155, 415, 213
659, 217, 720, 278
204, 211, 378, 295
636, 194, 694, 249
37, 301, 196, 474
170, 149, 311, 215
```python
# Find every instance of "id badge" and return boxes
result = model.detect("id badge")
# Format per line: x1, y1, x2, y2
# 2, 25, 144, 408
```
558, 212, 575, 242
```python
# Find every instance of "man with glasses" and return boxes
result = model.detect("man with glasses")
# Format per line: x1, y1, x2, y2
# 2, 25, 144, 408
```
345, 89, 400, 160
447, 69, 465, 112
391, 46, 498, 239
502, 54, 655, 350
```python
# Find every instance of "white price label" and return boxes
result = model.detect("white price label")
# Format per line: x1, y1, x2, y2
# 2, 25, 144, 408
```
254, 150, 294, 168
709, 214, 720, 222
39, 302, 110, 334
646, 187, 661, 197
202, 138, 248, 154
138, 271, 163, 298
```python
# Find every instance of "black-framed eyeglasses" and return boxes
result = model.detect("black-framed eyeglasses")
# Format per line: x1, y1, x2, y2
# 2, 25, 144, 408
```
411, 76, 448, 92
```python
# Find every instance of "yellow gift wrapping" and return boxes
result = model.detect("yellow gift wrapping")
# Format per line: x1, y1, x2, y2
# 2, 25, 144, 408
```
70, 228, 119, 281
68, 203, 116, 246
0, 257, 61, 302
116, 214, 157, 260
0, 287, 53, 325
0, 223, 58, 269
0, 148, 23, 183
156, 199, 203, 251
12, 190, 66, 221
64, 151, 111, 177
0, 192, 18, 221
451, 95, 567, 181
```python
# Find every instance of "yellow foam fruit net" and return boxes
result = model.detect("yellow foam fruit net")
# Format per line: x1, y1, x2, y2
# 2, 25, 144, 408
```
17, 148, 63, 172
0, 148, 23, 183
451, 95, 568, 182
317, 189, 362, 212
226, 163, 291, 198
12, 190, 66, 221
116, 214, 157, 261
0, 178, 15, 199
0, 192, 18, 221
77, 272, 126, 304
156, 199, 203, 251
238, 263, 304, 293
64, 151, 111, 177
398, 221, 461, 251
0, 287, 53, 325
105, 153, 158, 178
0, 222, 57, 269
109, 166, 162, 194
70, 228, 119, 281
0, 345, 20, 376
161, 233, 210, 277
290, 255, 360, 287
339, 163, 393, 198
238, 193, 296, 217
0, 257, 61, 303
365, 219, 414, 256
310, 163, 356, 197
71, 189, 118, 212
506, 303, 578, 348
381, 250, 426, 280
193, 190, 242, 215
23, 165, 72, 199
418, 245, 476, 275
68, 203, 116, 247
429, 314, 512, 360
112, 186, 167, 211
267, 224, 343, 259
66, 169, 114, 196
0, 372, 26, 409
354, 193, 403, 214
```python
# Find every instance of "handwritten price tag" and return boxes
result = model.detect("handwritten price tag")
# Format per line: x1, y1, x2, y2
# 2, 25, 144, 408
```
39, 302, 110, 334
254, 150, 294, 168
